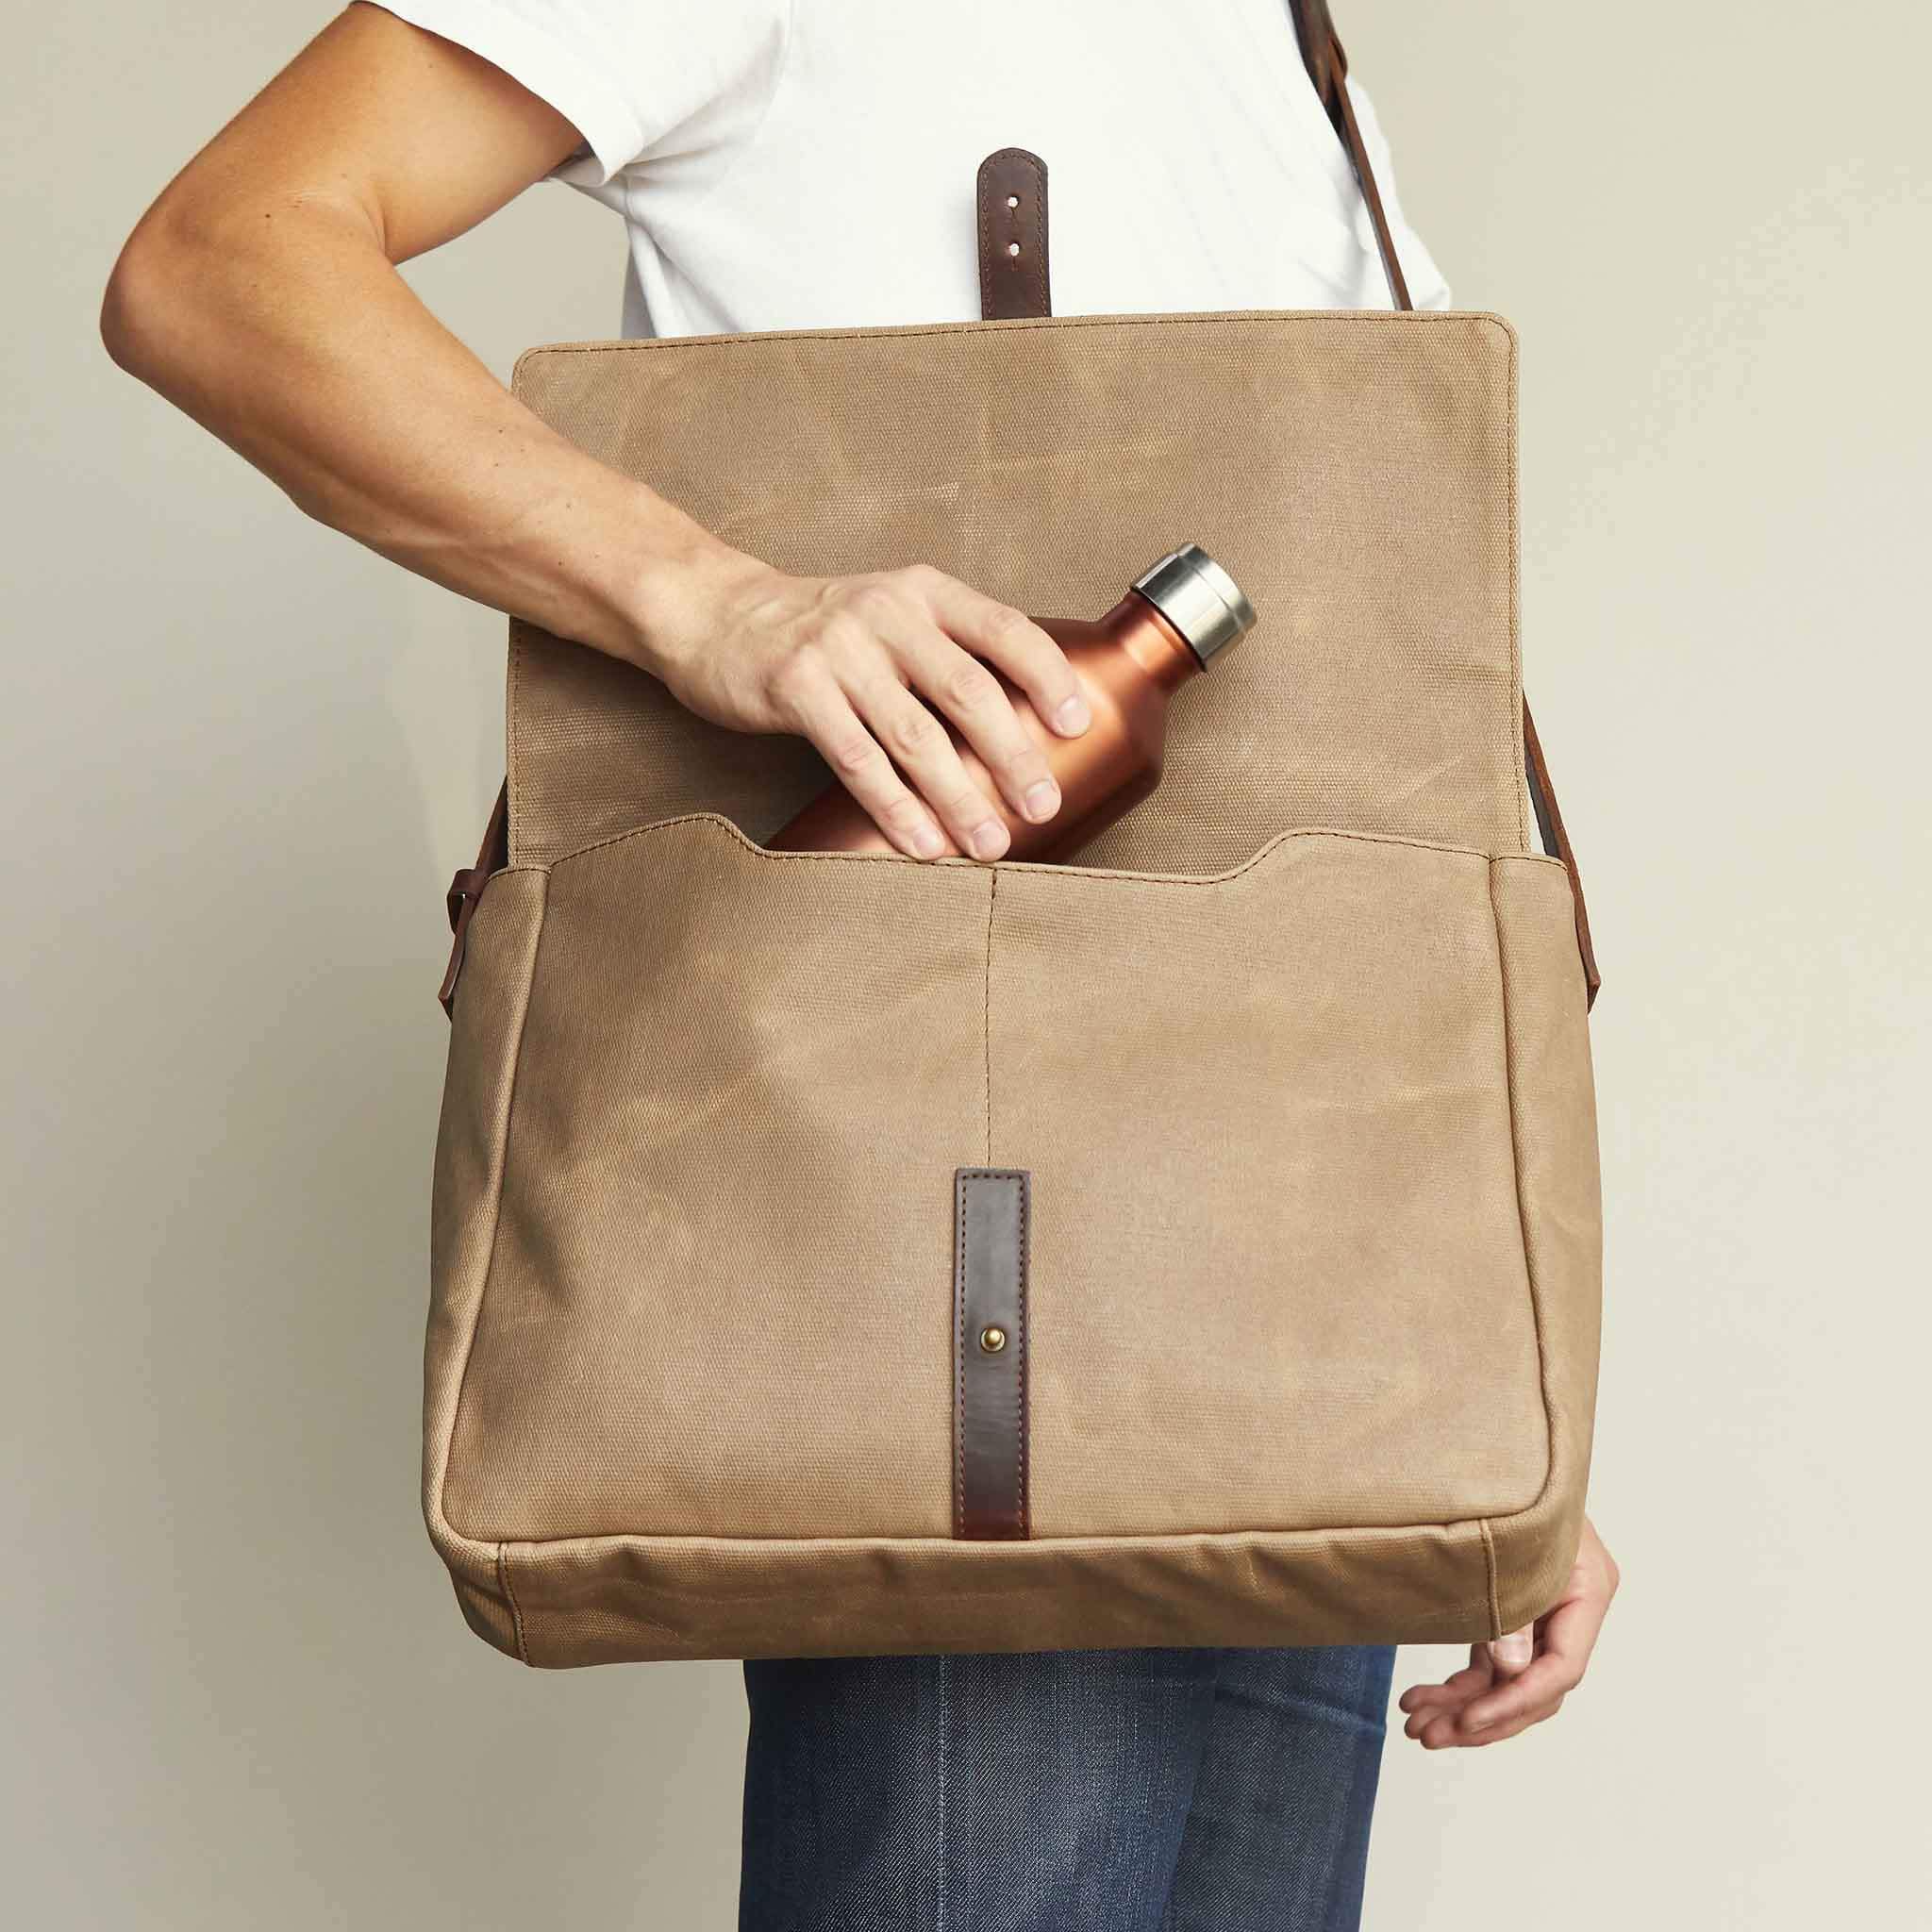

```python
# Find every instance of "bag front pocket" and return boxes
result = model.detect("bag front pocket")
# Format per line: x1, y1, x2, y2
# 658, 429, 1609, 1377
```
440, 816, 1571, 1549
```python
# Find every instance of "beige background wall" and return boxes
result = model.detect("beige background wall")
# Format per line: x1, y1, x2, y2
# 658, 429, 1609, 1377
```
7, 3, 1925, 1924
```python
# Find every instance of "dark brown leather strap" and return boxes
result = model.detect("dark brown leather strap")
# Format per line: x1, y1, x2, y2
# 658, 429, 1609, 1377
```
976, 149, 1051, 321
438, 779, 508, 1019
953, 1168, 1031, 1540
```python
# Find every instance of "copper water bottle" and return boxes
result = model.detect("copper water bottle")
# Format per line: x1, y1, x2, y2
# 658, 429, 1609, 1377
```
766, 544, 1255, 861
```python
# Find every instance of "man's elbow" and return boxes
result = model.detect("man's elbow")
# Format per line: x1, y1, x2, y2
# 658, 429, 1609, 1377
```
100, 189, 261, 390
100, 213, 195, 385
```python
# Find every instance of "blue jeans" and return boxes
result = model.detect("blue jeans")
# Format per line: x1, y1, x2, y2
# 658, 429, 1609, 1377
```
740, 1644, 1396, 1931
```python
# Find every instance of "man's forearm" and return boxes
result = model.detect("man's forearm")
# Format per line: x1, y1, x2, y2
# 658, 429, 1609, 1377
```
100, 192, 730, 674
93, 2, 1076, 859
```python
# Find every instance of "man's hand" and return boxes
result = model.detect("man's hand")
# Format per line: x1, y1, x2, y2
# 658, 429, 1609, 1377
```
1397, 1516, 1619, 1748
636, 552, 1091, 861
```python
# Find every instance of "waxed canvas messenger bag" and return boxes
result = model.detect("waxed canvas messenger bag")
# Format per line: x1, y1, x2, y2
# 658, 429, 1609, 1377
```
423, 3, 1604, 1669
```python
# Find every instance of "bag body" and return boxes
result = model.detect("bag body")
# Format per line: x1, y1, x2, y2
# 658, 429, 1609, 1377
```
425, 308, 1603, 1667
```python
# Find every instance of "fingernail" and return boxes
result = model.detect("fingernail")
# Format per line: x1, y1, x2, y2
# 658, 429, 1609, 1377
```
970, 821, 1008, 860
1494, 1634, 1533, 1668
1465, 1713, 1492, 1733
1053, 694, 1091, 734
1023, 779, 1060, 821
909, 822, 944, 858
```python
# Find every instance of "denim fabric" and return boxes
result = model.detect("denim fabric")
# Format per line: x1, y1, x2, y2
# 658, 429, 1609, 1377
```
740, 1644, 1395, 1932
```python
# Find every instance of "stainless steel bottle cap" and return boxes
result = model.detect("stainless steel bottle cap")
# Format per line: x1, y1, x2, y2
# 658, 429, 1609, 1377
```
1132, 544, 1257, 666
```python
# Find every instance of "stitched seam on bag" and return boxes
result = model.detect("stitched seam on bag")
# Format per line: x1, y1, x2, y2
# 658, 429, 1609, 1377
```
1504, 325, 1529, 854
982, 872, 996, 1160
503, 1527, 1500, 1558
1016, 1174, 1030, 1535
511, 308, 1513, 361
436, 875, 551, 1555
506, 624, 525, 864
1489, 854, 1569, 877
1477, 1518, 1502, 1640
1484, 860, 1560, 1527
953, 1172, 966, 1541
496, 1542, 531, 1665
975, 158, 995, 321
1033, 160, 1050, 317
487, 1532, 1496, 1624
541, 811, 1530, 880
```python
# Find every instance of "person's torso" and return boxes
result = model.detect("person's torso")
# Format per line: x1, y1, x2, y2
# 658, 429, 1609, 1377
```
551, 0, 1447, 339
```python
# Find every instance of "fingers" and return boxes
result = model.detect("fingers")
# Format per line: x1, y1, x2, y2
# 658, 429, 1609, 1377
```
1411, 1691, 1566, 1751
758, 564, 1091, 859
1446, 1645, 1578, 1745
1455, 1591, 1603, 1737
1395, 1523, 1623, 1752
1402, 1586, 1609, 1749
886, 628, 1062, 833
775, 663, 948, 860
921, 572, 1091, 739
891, 569, 1091, 833
845, 671, 1017, 860
1397, 1648, 1492, 1741
1397, 1653, 1492, 1714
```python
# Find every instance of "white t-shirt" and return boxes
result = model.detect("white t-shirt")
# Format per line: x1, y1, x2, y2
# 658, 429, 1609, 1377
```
372, 0, 1450, 339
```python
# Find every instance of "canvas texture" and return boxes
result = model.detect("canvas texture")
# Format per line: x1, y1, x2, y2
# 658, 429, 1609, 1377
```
425, 310, 1602, 1667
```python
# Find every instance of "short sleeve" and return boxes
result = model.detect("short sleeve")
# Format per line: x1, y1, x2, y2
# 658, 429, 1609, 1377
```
367, 0, 789, 188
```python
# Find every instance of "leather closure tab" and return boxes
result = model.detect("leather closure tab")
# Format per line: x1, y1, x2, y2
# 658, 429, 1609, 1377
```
953, 1168, 1032, 1539
976, 149, 1051, 321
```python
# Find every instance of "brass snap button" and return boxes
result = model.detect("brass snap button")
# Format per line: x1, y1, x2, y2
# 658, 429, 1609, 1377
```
978, 1324, 1008, 1355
